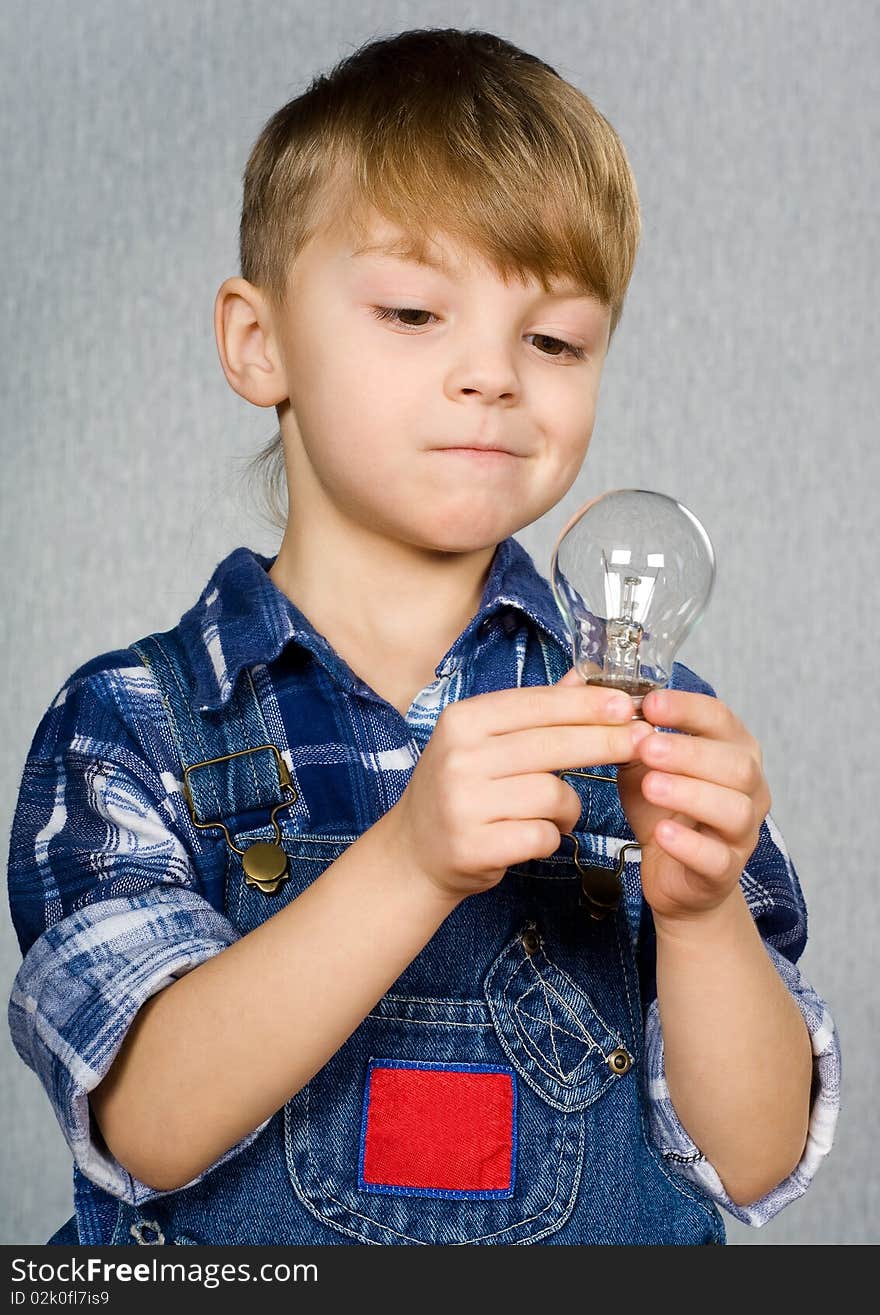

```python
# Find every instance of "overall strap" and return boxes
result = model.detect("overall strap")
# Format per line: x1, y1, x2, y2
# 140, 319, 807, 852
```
131, 630, 296, 892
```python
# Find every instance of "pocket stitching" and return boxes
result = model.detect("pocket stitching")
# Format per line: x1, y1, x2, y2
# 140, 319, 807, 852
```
367, 1015, 494, 1029
514, 995, 601, 1078
515, 965, 602, 1051
526, 957, 565, 1075
542, 956, 624, 1048
498, 951, 617, 1093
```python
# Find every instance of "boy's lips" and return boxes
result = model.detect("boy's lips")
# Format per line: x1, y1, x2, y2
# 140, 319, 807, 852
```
432, 443, 522, 457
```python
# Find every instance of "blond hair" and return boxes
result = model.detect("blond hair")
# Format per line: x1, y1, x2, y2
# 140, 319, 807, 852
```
236, 27, 641, 533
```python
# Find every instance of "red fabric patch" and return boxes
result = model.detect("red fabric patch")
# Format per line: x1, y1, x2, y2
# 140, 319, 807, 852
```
361, 1063, 515, 1193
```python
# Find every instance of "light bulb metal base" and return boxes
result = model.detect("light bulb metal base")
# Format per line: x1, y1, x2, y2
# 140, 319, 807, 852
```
579, 679, 659, 721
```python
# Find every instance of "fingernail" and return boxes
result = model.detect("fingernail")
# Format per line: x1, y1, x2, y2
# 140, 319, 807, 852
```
648, 690, 667, 714
607, 694, 632, 718
630, 722, 653, 745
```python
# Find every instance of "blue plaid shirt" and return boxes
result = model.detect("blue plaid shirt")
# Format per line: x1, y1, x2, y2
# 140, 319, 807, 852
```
6, 535, 840, 1228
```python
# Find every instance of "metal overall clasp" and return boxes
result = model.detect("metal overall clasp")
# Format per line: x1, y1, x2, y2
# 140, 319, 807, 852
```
182, 744, 298, 894
558, 769, 641, 921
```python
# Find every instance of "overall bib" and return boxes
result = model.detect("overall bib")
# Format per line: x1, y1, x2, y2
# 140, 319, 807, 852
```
54, 625, 725, 1246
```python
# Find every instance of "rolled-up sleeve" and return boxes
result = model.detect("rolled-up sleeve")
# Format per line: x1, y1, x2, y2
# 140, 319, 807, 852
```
642, 941, 841, 1226
6, 670, 273, 1205
635, 781, 841, 1227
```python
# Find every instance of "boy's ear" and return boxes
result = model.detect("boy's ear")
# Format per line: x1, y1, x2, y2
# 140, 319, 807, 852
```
213, 277, 288, 407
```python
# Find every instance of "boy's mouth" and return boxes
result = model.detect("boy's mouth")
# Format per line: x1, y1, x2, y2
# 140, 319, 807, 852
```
433, 443, 522, 458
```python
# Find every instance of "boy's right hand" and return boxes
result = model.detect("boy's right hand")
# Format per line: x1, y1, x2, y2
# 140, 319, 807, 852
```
388, 670, 653, 902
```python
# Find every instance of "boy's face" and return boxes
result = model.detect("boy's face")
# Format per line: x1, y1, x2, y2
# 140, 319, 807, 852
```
266, 210, 612, 554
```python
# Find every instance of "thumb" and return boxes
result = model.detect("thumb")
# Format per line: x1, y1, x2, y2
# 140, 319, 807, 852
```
556, 663, 585, 688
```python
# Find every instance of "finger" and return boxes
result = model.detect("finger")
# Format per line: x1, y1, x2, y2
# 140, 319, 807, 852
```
637, 731, 764, 796
641, 689, 752, 745
641, 772, 756, 844
482, 773, 583, 831
487, 720, 651, 778
653, 818, 731, 881
556, 665, 584, 688
478, 818, 566, 871
449, 681, 635, 741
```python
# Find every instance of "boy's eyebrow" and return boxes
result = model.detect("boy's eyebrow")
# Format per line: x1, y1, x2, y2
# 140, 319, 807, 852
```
349, 242, 597, 302
349, 242, 450, 273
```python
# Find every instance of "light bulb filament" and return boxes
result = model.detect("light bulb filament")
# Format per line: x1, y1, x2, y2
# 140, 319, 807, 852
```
620, 574, 639, 622
605, 574, 643, 690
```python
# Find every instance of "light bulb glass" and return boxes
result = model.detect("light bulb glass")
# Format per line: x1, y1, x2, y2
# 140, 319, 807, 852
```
550, 489, 715, 715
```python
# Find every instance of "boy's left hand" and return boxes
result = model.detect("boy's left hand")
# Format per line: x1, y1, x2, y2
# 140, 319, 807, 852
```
614, 687, 772, 924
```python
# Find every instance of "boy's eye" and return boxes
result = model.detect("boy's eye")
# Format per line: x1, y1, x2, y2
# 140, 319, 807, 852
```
373, 306, 434, 329
531, 333, 582, 359
371, 306, 587, 361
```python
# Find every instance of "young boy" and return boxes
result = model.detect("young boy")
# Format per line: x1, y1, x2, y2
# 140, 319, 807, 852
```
8, 28, 839, 1246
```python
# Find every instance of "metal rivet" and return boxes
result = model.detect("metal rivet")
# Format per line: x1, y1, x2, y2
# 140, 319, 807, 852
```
131, 1218, 165, 1245
242, 840, 289, 893
521, 926, 541, 955
607, 1047, 632, 1075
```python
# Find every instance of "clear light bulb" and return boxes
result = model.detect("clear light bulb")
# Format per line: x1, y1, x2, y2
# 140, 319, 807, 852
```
550, 489, 716, 718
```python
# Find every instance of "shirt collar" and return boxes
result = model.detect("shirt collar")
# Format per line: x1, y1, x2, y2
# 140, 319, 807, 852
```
179, 535, 571, 712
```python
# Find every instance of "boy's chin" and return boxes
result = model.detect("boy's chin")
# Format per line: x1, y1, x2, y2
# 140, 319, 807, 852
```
409, 523, 515, 556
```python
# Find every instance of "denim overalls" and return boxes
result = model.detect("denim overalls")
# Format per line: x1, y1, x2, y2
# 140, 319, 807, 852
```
51, 622, 725, 1246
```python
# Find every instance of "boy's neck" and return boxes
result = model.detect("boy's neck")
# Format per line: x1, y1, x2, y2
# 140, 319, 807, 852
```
266, 522, 498, 711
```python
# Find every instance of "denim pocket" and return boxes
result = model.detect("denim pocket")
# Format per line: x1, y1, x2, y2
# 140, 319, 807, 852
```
283, 992, 586, 1245
484, 924, 631, 1112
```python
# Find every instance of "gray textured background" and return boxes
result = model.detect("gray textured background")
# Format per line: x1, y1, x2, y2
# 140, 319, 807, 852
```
2, 0, 876, 1245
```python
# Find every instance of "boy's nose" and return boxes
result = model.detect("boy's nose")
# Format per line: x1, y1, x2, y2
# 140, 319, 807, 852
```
445, 352, 519, 404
